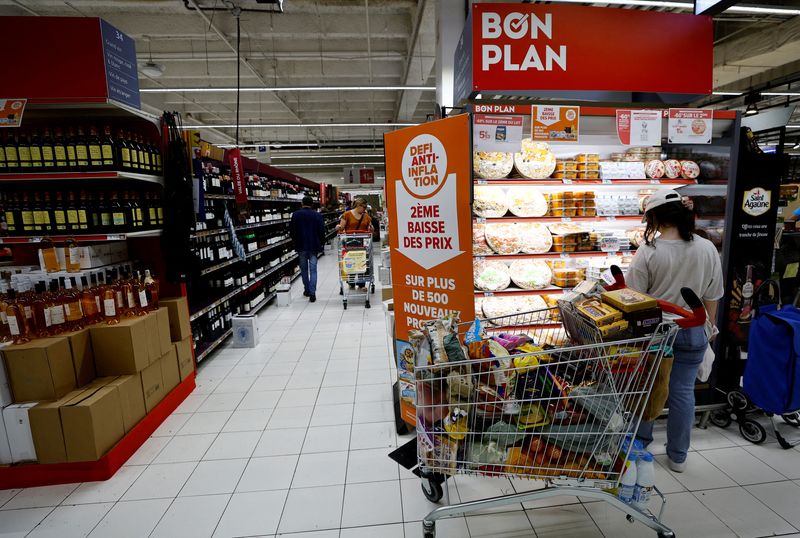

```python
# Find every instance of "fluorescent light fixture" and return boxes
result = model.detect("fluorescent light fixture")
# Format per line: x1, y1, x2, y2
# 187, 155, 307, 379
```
761, 92, 800, 97
793, 141, 800, 150
270, 154, 385, 159
141, 86, 435, 93
219, 143, 319, 149
788, 125, 800, 129
712, 91, 742, 96
183, 123, 415, 129
541, 0, 800, 15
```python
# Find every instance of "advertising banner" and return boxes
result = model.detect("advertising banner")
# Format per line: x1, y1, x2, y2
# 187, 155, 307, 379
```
228, 148, 248, 207
469, 3, 712, 95
359, 168, 375, 184
668, 109, 713, 144
473, 114, 523, 152
616, 109, 662, 146
532, 105, 579, 143
0, 99, 26, 128
384, 114, 475, 425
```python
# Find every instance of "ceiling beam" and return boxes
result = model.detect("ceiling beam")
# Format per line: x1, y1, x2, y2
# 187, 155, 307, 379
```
393, 0, 436, 122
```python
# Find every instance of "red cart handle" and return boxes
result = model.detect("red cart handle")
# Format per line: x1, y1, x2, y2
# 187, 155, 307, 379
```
604, 265, 706, 329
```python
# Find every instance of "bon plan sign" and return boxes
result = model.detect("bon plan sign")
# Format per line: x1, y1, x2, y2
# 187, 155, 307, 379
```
384, 115, 475, 425
460, 3, 712, 98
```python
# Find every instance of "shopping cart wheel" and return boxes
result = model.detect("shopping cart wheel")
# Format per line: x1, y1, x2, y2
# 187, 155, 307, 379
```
371, 284, 375, 294
343, 301, 348, 310
422, 521, 436, 538
421, 478, 443, 503
781, 412, 800, 427
739, 420, 767, 444
365, 300, 371, 309
710, 410, 732, 429
727, 390, 749, 411
657, 532, 676, 538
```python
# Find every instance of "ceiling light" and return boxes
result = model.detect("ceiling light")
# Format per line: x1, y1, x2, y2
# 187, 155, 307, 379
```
712, 91, 742, 96
788, 125, 800, 129
270, 154, 385, 159
793, 141, 800, 150
183, 123, 415, 129
140, 62, 165, 78
745, 105, 758, 116
140, 86, 435, 93
761, 92, 800, 97
541, 0, 800, 15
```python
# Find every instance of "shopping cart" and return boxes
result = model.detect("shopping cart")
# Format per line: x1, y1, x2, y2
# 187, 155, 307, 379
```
414, 286, 706, 538
336, 232, 375, 309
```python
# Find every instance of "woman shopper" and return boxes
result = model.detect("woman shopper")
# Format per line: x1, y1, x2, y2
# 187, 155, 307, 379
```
336, 197, 374, 233
627, 190, 724, 472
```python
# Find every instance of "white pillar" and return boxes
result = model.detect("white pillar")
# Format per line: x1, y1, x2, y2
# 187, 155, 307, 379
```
436, 0, 467, 113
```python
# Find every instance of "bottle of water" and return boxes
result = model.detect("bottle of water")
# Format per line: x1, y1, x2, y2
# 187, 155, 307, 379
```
633, 452, 655, 510
618, 453, 638, 503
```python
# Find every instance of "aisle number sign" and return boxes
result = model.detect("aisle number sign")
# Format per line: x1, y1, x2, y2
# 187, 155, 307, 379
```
668, 109, 713, 144
473, 114, 523, 152
616, 109, 662, 146
384, 114, 475, 426
532, 105, 579, 143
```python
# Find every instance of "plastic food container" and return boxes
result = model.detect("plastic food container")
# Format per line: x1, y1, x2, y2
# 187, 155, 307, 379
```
577, 171, 600, 179
577, 163, 600, 171
577, 154, 600, 163
551, 243, 578, 253
552, 268, 585, 288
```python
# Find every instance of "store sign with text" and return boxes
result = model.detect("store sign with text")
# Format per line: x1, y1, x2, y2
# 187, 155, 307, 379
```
469, 3, 712, 95
228, 148, 248, 205
99, 19, 141, 110
359, 168, 375, 184
668, 109, 713, 144
0, 99, 26, 127
616, 109, 662, 146
473, 114, 523, 152
384, 115, 475, 425
532, 105, 579, 142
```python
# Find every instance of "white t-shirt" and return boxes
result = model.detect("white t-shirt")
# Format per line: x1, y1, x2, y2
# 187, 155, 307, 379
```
626, 234, 724, 308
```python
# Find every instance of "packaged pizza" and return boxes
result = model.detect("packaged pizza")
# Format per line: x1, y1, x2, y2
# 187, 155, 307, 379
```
473, 223, 494, 256
506, 186, 548, 217
474, 151, 514, 179
485, 222, 524, 255
514, 139, 557, 179
645, 160, 666, 179
663, 159, 682, 179
482, 295, 548, 324
509, 259, 553, 290
517, 223, 553, 254
680, 160, 700, 179
547, 222, 585, 236
473, 186, 509, 218
474, 260, 511, 291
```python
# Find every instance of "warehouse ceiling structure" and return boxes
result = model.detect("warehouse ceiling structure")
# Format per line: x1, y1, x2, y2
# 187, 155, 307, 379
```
1, 0, 800, 182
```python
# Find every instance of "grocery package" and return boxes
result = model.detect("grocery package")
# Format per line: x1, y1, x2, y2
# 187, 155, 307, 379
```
514, 139, 557, 179
474, 151, 514, 179
473, 186, 509, 217
485, 223, 523, 255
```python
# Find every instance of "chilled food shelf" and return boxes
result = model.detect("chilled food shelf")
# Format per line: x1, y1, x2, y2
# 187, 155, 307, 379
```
0, 170, 165, 185
475, 288, 564, 297
195, 328, 233, 364
475, 215, 644, 224
476, 251, 634, 260
0, 229, 162, 244
475, 178, 701, 186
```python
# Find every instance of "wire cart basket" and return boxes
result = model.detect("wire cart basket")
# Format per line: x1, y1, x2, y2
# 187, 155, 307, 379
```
336, 232, 375, 309
413, 287, 705, 538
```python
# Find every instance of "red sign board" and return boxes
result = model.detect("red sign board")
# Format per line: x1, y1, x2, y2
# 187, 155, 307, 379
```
470, 3, 712, 95
228, 148, 248, 205
359, 168, 375, 184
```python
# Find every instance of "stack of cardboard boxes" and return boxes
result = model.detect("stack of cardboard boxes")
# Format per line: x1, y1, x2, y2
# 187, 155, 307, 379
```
0, 297, 193, 465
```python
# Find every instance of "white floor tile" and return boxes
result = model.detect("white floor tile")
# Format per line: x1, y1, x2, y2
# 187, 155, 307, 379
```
267, 405, 314, 429
213, 490, 288, 538
0, 489, 20, 508
346, 447, 400, 484
0, 508, 55, 538
322, 370, 359, 387
278, 485, 344, 534
179, 458, 248, 497
1, 484, 77, 510
238, 390, 283, 410
121, 462, 197, 501
221, 408, 273, 432
292, 451, 348, 488
227, 363, 266, 378
251, 375, 290, 391
403, 518, 470, 538
27, 503, 113, 538
277, 387, 320, 408
453, 475, 520, 515
691, 426, 740, 451
400, 478, 460, 522
196, 392, 246, 413
88, 498, 172, 538
203, 430, 261, 460
744, 443, 800, 480
253, 427, 307, 456
465, 510, 535, 536
694, 486, 796, 538
528, 504, 603, 537
341, 480, 403, 528
699, 446, 786, 485
356, 368, 391, 385
153, 433, 216, 463
151, 494, 230, 538
125, 436, 171, 466
354, 384, 393, 403
746, 481, 800, 529
286, 373, 325, 389
237, 455, 299, 492
350, 421, 396, 450
173, 394, 209, 414
152, 413, 191, 437
212, 376, 256, 394
317, 385, 356, 405
340, 524, 403, 538
303, 424, 352, 453
64, 465, 146, 505
352, 400, 395, 424
176, 412, 233, 436
310, 403, 354, 426
653, 452, 737, 491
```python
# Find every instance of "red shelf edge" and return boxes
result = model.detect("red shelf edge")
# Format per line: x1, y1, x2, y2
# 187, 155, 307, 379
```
0, 372, 196, 489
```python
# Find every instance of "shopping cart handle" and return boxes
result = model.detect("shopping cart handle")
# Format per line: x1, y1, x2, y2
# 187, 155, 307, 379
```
656, 287, 706, 329
603, 265, 627, 291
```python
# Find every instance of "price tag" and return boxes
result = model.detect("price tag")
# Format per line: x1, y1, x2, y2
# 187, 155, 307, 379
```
563, 179, 573, 185
475, 256, 485, 263
560, 253, 571, 259
107, 234, 124, 240
600, 269, 617, 285
484, 292, 494, 297
476, 217, 486, 224
650, 179, 661, 184
28, 237, 43, 243
477, 179, 488, 185
561, 217, 572, 222
601, 179, 612, 185
606, 216, 616, 221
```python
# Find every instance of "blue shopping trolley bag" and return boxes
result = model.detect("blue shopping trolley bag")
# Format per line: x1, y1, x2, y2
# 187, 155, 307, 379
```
743, 302, 800, 415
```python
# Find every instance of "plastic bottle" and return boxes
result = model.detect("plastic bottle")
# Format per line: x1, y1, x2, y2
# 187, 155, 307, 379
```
633, 452, 655, 510
618, 453, 638, 503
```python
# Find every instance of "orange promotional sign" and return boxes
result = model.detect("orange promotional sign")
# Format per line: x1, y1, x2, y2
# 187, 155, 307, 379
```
532, 105, 579, 143
384, 114, 475, 425
0, 99, 27, 127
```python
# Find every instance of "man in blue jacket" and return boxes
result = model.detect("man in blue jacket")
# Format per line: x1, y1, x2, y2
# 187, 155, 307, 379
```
290, 196, 325, 302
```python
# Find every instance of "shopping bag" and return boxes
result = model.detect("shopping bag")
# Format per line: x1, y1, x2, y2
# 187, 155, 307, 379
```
743, 303, 800, 414
643, 356, 673, 422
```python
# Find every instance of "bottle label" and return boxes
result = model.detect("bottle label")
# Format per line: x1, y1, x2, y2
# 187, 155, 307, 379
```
18, 146, 31, 162
76, 145, 88, 160
42, 146, 54, 162
115, 291, 123, 308
30, 146, 42, 161
54, 146, 66, 162
121, 147, 131, 164
50, 306, 65, 325
101, 144, 114, 161
66, 301, 83, 321
149, 208, 157, 221
135, 208, 143, 225
6, 147, 18, 161
104, 298, 116, 317
7, 316, 20, 336
67, 146, 76, 161
54, 210, 66, 225
67, 209, 79, 224
43, 308, 51, 327
0, 146, 5, 162
89, 145, 102, 161
131, 150, 138, 164
95, 296, 101, 311
157, 207, 163, 221
68, 246, 80, 266
78, 209, 88, 225
126, 291, 136, 308
113, 212, 125, 226
23, 305, 32, 319
101, 212, 111, 226
5, 211, 14, 226
138, 290, 148, 308
34, 210, 46, 225
22, 211, 34, 225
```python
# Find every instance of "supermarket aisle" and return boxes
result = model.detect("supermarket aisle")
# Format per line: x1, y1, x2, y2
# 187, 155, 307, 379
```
3, 251, 800, 537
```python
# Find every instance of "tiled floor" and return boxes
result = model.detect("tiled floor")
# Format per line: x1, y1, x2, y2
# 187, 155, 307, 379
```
4, 250, 800, 537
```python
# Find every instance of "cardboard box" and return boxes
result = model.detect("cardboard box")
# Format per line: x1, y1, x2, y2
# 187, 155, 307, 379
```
144, 312, 162, 364
174, 338, 194, 380
160, 347, 180, 394
156, 307, 173, 355
0, 356, 13, 407
3, 403, 37, 463
28, 390, 84, 464
90, 316, 150, 375
381, 285, 393, 302
62, 329, 96, 387
61, 385, 124, 462
3, 338, 77, 402
232, 316, 257, 348
0, 412, 12, 464
160, 297, 191, 342
106, 376, 146, 433
140, 360, 164, 413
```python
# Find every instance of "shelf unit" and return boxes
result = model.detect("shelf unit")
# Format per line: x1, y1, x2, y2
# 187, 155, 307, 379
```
198, 238, 293, 276
0, 230, 163, 244
195, 328, 233, 363
190, 219, 291, 239
0, 170, 165, 185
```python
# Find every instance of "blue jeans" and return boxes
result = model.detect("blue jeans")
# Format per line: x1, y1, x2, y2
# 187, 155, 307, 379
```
298, 251, 318, 296
637, 325, 707, 463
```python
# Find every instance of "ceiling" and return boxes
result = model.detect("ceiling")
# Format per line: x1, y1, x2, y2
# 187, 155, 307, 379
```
1, 0, 800, 181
